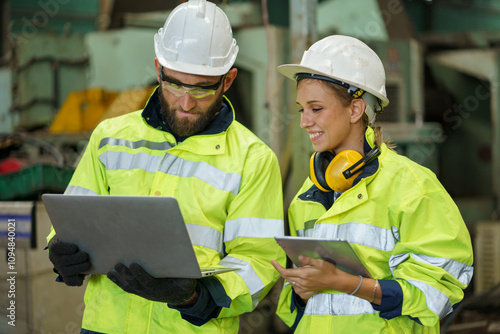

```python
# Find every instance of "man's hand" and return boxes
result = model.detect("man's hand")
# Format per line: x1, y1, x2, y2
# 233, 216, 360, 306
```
107, 263, 197, 305
48, 236, 91, 286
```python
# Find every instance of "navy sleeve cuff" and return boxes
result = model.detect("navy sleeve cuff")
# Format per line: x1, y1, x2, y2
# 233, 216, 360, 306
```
372, 279, 423, 324
169, 276, 231, 326
372, 279, 403, 319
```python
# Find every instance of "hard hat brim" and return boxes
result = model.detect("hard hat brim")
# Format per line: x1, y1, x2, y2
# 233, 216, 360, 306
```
277, 63, 389, 107
156, 54, 232, 77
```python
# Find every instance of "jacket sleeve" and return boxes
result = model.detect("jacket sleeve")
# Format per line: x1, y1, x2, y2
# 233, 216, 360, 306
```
214, 150, 287, 318
373, 189, 474, 326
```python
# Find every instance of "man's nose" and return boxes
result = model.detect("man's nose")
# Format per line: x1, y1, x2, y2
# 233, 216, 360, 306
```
179, 92, 197, 111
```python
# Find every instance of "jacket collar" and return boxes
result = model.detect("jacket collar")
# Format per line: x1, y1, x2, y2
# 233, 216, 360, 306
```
141, 87, 234, 142
351, 126, 379, 188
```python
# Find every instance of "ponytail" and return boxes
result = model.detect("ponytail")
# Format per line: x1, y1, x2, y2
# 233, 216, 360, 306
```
362, 114, 396, 151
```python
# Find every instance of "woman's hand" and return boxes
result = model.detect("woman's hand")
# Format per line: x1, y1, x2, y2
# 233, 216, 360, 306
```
271, 255, 352, 300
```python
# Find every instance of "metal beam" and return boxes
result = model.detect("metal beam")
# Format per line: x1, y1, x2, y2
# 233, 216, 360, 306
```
290, 0, 317, 61
287, 0, 317, 201
1, 0, 9, 61
493, 52, 500, 216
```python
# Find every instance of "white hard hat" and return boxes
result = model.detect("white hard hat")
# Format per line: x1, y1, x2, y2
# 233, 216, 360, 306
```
154, 0, 239, 76
277, 35, 389, 125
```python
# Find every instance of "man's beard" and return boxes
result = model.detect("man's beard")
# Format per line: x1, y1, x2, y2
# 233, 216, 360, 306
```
159, 89, 223, 137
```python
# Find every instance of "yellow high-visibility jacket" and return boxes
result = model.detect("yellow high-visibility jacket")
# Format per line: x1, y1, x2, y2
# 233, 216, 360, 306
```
48, 89, 286, 333
276, 127, 473, 334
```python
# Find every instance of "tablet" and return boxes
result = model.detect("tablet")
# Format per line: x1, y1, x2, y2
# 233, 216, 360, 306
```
42, 194, 237, 278
275, 236, 372, 278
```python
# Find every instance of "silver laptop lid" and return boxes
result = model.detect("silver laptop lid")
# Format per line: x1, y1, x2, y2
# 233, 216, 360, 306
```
42, 194, 205, 278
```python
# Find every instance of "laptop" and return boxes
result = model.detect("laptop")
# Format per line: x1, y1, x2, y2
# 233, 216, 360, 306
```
42, 194, 238, 278
275, 236, 372, 278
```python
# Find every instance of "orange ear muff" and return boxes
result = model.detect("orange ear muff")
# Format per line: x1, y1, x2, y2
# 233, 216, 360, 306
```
309, 151, 335, 192
324, 150, 364, 192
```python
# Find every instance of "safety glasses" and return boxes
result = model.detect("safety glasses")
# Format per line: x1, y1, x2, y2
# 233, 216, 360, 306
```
160, 66, 225, 99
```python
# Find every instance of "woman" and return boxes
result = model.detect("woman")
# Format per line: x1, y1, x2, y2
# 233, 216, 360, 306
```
271, 35, 473, 333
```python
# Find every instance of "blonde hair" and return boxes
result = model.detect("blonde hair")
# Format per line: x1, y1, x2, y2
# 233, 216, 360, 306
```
321, 81, 396, 150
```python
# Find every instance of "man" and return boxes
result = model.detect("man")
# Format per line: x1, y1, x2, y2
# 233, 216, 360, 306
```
46, 1, 286, 333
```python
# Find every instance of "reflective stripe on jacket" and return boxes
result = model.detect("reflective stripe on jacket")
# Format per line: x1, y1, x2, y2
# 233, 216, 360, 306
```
276, 127, 473, 334
48, 91, 286, 333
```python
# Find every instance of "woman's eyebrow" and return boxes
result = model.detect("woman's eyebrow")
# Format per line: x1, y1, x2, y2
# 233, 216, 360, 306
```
297, 100, 322, 105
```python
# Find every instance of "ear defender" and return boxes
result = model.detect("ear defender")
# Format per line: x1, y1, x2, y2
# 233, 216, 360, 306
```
309, 147, 380, 193
310, 151, 336, 192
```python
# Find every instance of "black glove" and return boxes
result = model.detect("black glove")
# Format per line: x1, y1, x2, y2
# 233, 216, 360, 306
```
107, 263, 197, 305
48, 236, 91, 286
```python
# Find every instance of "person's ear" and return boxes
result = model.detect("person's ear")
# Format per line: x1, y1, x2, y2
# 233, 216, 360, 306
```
222, 68, 238, 93
350, 99, 365, 123
154, 58, 161, 84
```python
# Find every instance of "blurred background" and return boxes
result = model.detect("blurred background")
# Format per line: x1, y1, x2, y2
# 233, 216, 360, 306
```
1, 0, 499, 333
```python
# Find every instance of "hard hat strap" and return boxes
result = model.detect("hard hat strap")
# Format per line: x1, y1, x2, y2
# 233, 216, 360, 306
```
295, 73, 365, 98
